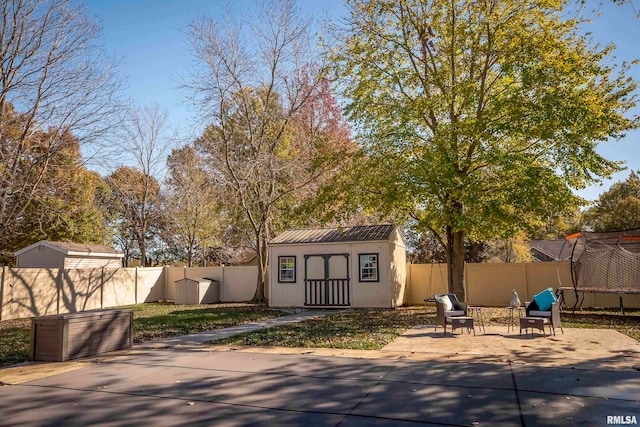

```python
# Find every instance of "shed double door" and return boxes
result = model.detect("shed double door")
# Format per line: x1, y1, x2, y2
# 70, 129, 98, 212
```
304, 254, 350, 307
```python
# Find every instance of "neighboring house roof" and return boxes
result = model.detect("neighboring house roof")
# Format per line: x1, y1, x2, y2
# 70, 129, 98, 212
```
270, 224, 398, 245
237, 248, 257, 264
15, 241, 124, 258
529, 239, 573, 262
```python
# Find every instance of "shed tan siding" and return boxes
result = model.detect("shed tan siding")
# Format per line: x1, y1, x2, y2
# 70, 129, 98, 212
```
64, 257, 122, 269
17, 246, 66, 268
351, 240, 394, 308
269, 235, 407, 308
389, 229, 408, 307
15, 243, 121, 269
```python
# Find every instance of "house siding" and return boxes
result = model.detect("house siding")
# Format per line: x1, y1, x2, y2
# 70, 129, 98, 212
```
17, 246, 66, 268
64, 257, 122, 269
16, 243, 122, 269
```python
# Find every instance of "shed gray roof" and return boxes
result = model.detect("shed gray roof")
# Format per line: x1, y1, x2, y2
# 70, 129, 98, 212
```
15, 240, 123, 258
270, 225, 397, 245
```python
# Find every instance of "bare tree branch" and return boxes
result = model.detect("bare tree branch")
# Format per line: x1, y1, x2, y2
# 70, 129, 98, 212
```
0, 0, 123, 258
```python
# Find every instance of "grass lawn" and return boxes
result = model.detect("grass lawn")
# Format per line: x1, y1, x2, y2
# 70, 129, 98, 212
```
217, 307, 435, 350
0, 318, 31, 367
0, 302, 287, 368
2, 304, 638, 368
217, 306, 640, 349
129, 302, 288, 342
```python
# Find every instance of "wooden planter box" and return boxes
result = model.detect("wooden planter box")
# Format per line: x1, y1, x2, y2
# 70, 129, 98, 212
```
30, 309, 133, 362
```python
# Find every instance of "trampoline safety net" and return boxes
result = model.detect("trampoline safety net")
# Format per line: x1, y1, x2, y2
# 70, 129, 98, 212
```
568, 229, 640, 292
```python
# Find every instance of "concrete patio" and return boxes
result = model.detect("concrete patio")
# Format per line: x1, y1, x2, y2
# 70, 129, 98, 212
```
382, 325, 640, 370
1, 321, 639, 426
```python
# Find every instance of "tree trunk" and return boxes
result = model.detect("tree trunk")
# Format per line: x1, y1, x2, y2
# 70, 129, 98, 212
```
445, 226, 466, 301
139, 240, 147, 267
251, 231, 268, 303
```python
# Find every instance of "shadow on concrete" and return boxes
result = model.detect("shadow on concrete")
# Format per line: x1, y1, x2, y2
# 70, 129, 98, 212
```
0, 345, 638, 427
385, 324, 640, 372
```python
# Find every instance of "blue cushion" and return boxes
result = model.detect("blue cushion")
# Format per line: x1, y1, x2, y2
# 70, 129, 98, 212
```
533, 288, 557, 311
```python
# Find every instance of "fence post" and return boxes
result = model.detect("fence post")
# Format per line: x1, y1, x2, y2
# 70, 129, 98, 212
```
0, 266, 5, 321
521, 263, 528, 302
463, 263, 469, 304
135, 267, 139, 305
524, 263, 530, 302
56, 269, 63, 315
405, 263, 411, 304
220, 264, 225, 302
163, 266, 168, 302
100, 268, 105, 309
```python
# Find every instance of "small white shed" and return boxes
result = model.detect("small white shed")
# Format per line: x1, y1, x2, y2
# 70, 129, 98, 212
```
269, 225, 407, 309
15, 241, 124, 269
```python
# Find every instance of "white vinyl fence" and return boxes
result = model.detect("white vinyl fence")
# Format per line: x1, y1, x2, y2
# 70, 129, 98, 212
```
0, 266, 259, 321
2, 262, 637, 321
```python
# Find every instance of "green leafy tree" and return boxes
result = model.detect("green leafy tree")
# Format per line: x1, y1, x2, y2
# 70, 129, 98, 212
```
331, 0, 637, 299
0, 0, 122, 261
106, 167, 162, 267
530, 206, 584, 240
20, 134, 111, 246
586, 170, 640, 231
163, 145, 222, 267
0, 122, 111, 263
482, 233, 534, 263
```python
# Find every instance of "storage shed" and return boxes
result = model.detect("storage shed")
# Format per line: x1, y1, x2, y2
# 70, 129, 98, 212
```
269, 224, 407, 308
15, 241, 124, 269
174, 278, 220, 305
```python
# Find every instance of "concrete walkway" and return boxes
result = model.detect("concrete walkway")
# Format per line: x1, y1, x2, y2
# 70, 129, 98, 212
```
139, 309, 337, 348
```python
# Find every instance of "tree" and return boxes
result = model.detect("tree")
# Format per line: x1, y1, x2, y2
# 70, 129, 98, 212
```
106, 167, 162, 267
107, 104, 173, 266
117, 104, 174, 181
187, 0, 353, 302
0, 0, 122, 257
406, 227, 530, 263
482, 233, 534, 263
586, 170, 640, 231
0, 121, 111, 263
530, 206, 584, 240
19, 134, 111, 246
331, 0, 638, 299
163, 145, 222, 267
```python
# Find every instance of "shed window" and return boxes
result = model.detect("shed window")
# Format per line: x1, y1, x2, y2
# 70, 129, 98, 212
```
278, 256, 296, 282
359, 253, 379, 282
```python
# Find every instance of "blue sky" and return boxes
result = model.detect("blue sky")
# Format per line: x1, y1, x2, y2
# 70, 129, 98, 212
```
84, 0, 640, 203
